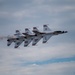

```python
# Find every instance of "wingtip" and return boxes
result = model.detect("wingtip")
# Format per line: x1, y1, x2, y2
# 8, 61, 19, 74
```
14, 46, 18, 48
32, 43, 36, 46
43, 41, 46, 43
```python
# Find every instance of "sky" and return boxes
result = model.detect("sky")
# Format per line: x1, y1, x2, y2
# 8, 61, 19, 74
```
0, 0, 75, 75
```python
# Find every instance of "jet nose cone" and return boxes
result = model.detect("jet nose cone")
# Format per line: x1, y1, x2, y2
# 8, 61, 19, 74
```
64, 31, 68, 33
62, 31, 68, 34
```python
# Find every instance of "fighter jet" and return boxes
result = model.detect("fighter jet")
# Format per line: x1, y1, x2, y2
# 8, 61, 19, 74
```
42, 25, 67, 43
22, 28, 35, 47
0, 25, 67, 48
7, 30, 25, 48
32, 27, 44, 46
32, 25, 67, 45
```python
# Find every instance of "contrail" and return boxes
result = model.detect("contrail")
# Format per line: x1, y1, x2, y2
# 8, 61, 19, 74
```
0, 35, 15, 40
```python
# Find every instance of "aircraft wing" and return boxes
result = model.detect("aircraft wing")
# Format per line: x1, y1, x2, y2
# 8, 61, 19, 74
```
32, 36, 42, 46
14, 39, 24, 48
24, 37, 33, 47
7, 39, 13, 46
43, 34, 52, 43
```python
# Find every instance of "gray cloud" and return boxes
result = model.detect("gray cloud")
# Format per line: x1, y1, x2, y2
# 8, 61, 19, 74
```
0, 43, 75, 66
0, 59, 75, 75
0, 0, 75, 75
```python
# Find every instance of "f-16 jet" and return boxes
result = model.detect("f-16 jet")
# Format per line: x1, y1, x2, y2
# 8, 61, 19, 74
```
7, 30, 25, 48
32, 27, 44, 46
22, 28, 35, 47
0, 25, 67, 48
32, 25, 67, 45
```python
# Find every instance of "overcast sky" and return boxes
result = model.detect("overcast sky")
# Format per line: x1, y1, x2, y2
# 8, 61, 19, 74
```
0, 0, 75, 75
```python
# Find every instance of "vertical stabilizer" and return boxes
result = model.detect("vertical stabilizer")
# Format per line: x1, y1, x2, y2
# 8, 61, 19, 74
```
33, 27, 39, 33
33, 27, 39, 32
15, 30, 21, 36
43, 25, 51, 32
25, 28, 32, 35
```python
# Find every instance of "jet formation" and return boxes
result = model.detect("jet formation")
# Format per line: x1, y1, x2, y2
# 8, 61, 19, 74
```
5, 25, 67, 48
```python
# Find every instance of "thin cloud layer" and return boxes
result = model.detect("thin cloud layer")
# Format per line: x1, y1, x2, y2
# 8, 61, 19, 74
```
0, 43, 75, 75
0, 0, 75, 75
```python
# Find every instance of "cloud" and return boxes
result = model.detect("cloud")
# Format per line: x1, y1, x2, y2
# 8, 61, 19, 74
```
0, 0, 75, 20
0, 60, 75, 75
0, 43, 75, 65
0, 0, 75, 75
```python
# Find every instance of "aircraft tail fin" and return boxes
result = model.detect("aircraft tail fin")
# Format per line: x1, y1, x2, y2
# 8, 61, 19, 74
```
15, 30, 21, 36
25, 28, 32, 35
43, 25, 51, 32
33, 27, 39, 33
